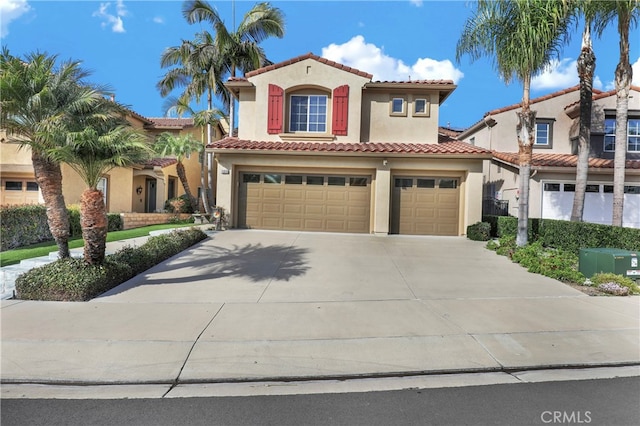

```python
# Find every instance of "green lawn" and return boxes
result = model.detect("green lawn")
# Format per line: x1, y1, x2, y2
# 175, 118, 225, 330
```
0, 223, 195, 267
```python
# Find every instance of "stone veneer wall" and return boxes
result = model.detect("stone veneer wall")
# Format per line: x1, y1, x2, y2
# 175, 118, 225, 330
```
120, 213, 192, 230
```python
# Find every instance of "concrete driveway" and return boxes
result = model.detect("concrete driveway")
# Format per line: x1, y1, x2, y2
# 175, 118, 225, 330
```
1, 230, 638, 393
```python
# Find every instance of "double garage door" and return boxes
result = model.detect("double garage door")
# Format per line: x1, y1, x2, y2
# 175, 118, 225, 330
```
238, 172, 371, 233
237, 172, 460, 235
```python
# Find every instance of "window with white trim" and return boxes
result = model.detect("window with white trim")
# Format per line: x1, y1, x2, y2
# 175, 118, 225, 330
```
412, 98, 430, 117
389, 96, 407, 116
97, 177, 108, 208
534, 120, 553, 147
289, 95, 327, 132
604, 117, 640, 152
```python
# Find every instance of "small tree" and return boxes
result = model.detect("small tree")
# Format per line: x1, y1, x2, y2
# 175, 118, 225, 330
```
48, 120, 152, 264
154, 132, 202, 211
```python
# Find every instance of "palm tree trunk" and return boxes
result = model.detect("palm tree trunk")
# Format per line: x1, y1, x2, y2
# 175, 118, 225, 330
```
612, 14, 632, 227
176, 161, 198, 211
80, 188, 107, 264
516, 76, 536, 247
31, 151, 70, 259
571, 23, 596, 222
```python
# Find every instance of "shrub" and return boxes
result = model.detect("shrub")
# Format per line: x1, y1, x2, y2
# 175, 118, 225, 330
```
164, 194, 194, 214
16, 258, 133, 301
15, 227, 208, 301
467, 222, 491, 241
0, 204, 52, 251
590, 272, 640, 295
538, 219, 640, 254
482, 215, 540, 240
511, 242, 585, 283
107, 213, 123, 232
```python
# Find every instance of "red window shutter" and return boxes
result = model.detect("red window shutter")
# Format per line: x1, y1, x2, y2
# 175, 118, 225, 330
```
267, 84, 284, 134
332, 85, 349, 136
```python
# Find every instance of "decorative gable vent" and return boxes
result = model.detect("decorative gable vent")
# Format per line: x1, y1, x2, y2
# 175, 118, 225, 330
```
332, 85, 349, 136
267, 84, 284, 134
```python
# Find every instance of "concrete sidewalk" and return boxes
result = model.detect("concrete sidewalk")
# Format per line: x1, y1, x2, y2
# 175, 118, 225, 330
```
1, 230, 639, 396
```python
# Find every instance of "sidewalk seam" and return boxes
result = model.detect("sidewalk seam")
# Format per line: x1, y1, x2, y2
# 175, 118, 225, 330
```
161, 303, 225, 398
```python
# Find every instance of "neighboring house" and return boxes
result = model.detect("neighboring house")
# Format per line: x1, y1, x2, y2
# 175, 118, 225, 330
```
208, 53, 491, 235
0, 110, 225, 213
457, 85, 640, 228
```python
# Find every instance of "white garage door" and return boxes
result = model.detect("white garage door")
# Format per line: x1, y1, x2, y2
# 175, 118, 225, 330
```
542, 182, 640, 228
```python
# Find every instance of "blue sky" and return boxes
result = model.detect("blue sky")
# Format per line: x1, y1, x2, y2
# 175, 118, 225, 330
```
1, 0, 639, 130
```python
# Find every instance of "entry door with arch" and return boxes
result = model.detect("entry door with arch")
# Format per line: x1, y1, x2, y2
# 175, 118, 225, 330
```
145, 179, 157, 212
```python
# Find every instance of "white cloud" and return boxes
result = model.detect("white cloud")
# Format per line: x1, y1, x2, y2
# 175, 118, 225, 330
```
532, 58, 578, 90
0, 0, 31, 38
633, 57, 640, 86
321, 35, 464, 83
153, 16, 164, 24
93, 0, 128, 33
410, 0, 424, 6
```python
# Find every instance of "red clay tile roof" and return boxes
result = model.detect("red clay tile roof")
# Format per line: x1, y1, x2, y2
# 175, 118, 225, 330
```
368, 80, 455, 85
244, 52, 373, 79
485, 86, 583, 116
564, 85, 640, 111
147, 117, 194, 128
208, 137, 490, 156
493, 151, 640, 169
439, 127, 463, 139
143, 158, 178, 168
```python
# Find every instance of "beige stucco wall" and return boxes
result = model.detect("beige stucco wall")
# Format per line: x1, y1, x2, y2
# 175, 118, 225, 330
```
214, 152, 484, 236
240, 58, 371, 142
61, 164, 134, 213
361, 90, 440, 143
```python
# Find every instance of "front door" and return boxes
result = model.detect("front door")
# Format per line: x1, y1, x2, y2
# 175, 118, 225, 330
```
146, 179, 156, 212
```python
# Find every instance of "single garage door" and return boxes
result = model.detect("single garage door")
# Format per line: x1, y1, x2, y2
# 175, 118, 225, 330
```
238, 172, 371, 233
391, 176, 460, 236
542, 182, 640, 228
1, 179, 40, 205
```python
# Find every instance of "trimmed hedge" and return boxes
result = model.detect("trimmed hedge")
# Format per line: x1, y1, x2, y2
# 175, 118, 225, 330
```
0, 204, 123, 251
483, 216, 640, 254
15, 227, 208, 301
466, 222, 491, 241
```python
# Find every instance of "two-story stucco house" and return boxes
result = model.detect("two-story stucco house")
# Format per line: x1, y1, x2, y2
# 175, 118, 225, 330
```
457, 85, 640, 228
207, 53, 491, 235
1, 111, 225, 213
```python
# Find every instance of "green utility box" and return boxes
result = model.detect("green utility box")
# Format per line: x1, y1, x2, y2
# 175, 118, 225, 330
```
579, 248, 639, 281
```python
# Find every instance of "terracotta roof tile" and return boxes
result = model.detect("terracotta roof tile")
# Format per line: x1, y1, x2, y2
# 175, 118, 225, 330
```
371, 79, 455, 85
143, 157, 178, 168
485, 86, 581, 116
244, 52, 373, 79
564, 85, 640, 110
493, 151, 640, 169
147, 117, 195, 128
208, 137, 490, 156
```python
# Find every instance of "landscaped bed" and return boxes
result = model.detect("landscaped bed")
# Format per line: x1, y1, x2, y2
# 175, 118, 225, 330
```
14, 227, 208, 302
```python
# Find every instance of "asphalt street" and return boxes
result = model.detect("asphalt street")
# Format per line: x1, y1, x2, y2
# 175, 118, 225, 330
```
2, 376, 639, 426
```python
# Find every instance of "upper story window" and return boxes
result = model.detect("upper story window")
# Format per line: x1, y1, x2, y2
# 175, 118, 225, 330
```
534, 119, 554, 148
389, 96, 407, 116
412, 98, 431, 117
604, 117, 640, 152
290, 95, 327, 132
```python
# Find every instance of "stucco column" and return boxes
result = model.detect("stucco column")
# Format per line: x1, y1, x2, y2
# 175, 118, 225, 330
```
373, 166, 391, 235
216, 158, 233, 226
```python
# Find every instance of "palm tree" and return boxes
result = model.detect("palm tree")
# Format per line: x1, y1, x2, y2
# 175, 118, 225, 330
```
164, 96, 226, 213
593, 0, 639, 226
154, 132, 202, 211
570, 2, 597, 222
158, 32, 228, 212
457, 0, 573, 246
182, 0, 286, 134
0, 49, 106, 259
47, 116, 152, 264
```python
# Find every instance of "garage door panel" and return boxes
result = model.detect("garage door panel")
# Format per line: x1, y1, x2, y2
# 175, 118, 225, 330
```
238, 173, 370, 233
391, 176, 460, 236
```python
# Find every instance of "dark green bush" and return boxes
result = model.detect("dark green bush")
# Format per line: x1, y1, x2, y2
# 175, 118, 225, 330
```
15, 227, 208, 301
467, 222, 491, 241
16, 258, 134, 301
538, 219, 640, 254
107, 213, 123, 232
482, 215, 540, 240
0, 204, 53, 251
